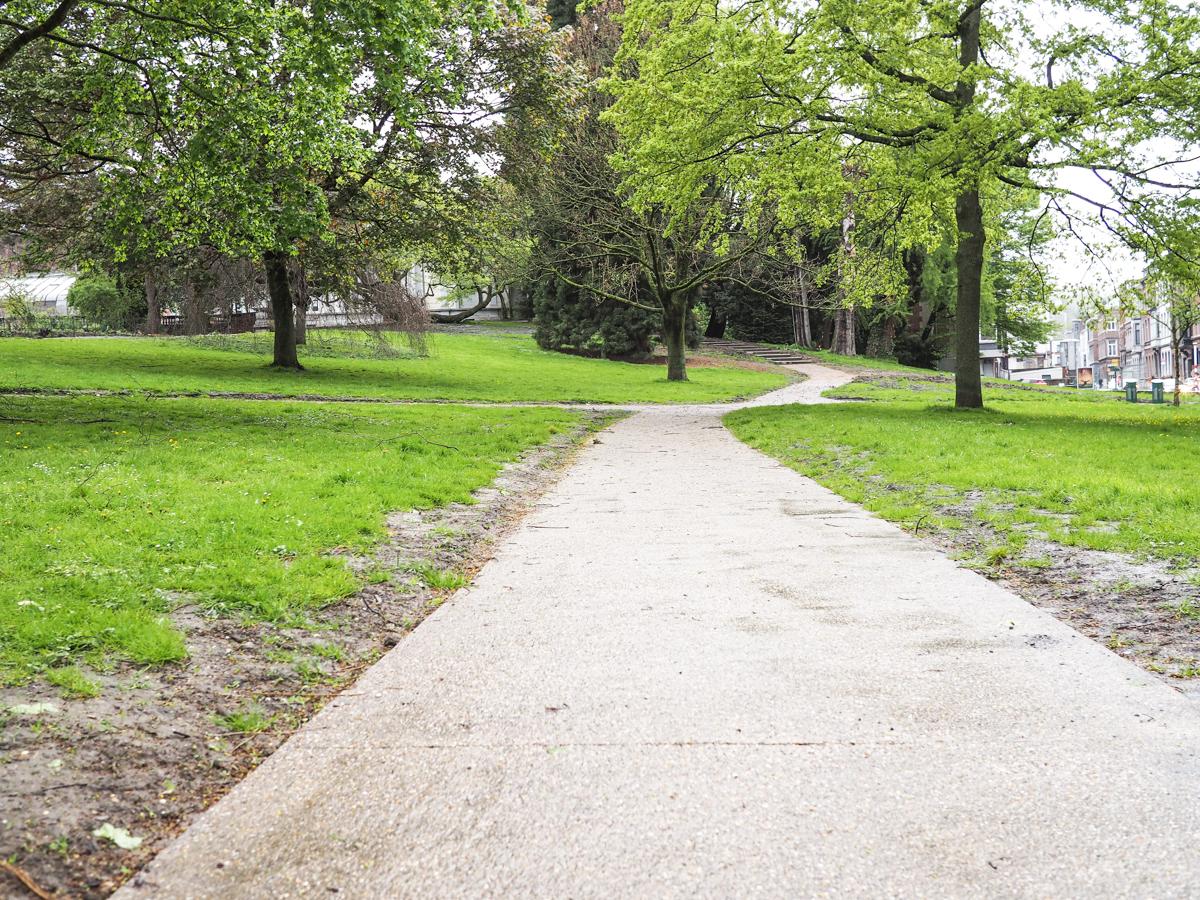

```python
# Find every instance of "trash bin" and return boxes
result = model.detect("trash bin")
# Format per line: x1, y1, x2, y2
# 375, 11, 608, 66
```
1151, 380, 1165, 404
1125, 382, 1139, 403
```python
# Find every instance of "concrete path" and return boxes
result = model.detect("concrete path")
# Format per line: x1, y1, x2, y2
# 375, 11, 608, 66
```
121, 365, 1200, 899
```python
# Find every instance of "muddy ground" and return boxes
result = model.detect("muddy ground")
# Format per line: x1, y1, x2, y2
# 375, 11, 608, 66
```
0, 413, 613, 900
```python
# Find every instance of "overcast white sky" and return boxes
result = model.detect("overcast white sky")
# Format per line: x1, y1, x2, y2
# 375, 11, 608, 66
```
1045, 167, 1142, 300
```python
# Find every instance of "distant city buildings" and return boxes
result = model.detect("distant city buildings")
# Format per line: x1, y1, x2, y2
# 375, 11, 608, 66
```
973, 296, 1200, 390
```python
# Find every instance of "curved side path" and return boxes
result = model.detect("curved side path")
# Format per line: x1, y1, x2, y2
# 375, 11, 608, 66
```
120, 364, 1200, 899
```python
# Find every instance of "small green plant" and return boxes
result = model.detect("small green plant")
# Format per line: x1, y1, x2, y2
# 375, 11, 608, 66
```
363, 566, 390, 585
982, 536, 1027, 567
49, 835, 70, 858
984, 544, 1012, 565
1176, 598, 1200, 620
1, 288, 47, 332
1017, 556, 1054, 570
293, 658, 328, 684
405, 563, 468, 591
308, 642, 345, 662
46, 666, 101, 699
212, 706, 272, 734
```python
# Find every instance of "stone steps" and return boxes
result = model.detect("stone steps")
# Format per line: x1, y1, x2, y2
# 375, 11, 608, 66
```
701, 338, 815, 366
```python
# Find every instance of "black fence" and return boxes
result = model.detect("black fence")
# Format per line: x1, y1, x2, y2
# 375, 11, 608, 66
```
157, 312, 257, 335
0, 314, 93, 337
0, 311, 257, 337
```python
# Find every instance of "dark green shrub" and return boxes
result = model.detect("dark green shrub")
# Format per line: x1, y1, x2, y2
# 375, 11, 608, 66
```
533, 279, 658, 358
533, 279, 700, 358
67, 275, 145, 331
893, 332, 941, 369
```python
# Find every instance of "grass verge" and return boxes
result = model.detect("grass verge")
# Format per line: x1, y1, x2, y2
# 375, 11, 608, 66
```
726, 375, 1200, 566
0, 393, 579, 683
0, 331, 788, 404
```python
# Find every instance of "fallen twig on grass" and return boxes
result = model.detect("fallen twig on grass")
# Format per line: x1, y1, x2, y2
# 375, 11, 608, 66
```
0, 415, 116, 425
0, 859, 54, 900
376, 431, 461, 452
0, 781, 92, 799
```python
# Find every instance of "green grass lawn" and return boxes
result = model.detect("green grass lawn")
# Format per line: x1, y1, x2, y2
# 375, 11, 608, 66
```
0, 394, 581, 684
0, 331, 788, 404
727, 376, 1200, 567
828, 372, 1126, 403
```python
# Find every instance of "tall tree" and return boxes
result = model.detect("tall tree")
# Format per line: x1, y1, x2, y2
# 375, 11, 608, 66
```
606, 0, 1200, 407
985, 203, 1056, 356
1, 0, 567, 368
516, 1, 799, 380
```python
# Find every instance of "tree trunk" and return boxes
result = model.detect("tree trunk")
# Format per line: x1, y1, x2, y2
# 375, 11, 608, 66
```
432, 287, 494, 324
1173, 321, 1183, 407
264, 250, 301, 369
793, 273, 814, 348
832, 308, 856, 356
952, 4, 984, 409
292, 260, 310, 345
820, 311, 836, 349
508, 284, 529, 319
704, 310, 727, 339
661, 296, 688, 381
954, 187, 986, 409
902, 248, 927, 336
183, 277, 206, 335
145, 270, 160, 334
879, 316, 898, 357
295, 301, 308, 345
834, 167, 858, 356
866, 315, 900, 357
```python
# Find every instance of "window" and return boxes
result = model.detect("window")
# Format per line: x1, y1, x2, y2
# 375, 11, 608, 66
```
1106, 339, 1118, 357
1105, 319, 1118, 331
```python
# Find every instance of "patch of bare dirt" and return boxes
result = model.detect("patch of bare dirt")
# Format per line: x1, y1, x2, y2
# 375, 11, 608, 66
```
0, 413, 614, 900
911, 499, 1200, 698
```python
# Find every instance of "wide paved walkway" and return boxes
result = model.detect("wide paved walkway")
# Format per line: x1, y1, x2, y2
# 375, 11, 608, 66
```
121, 365, 1200, 898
